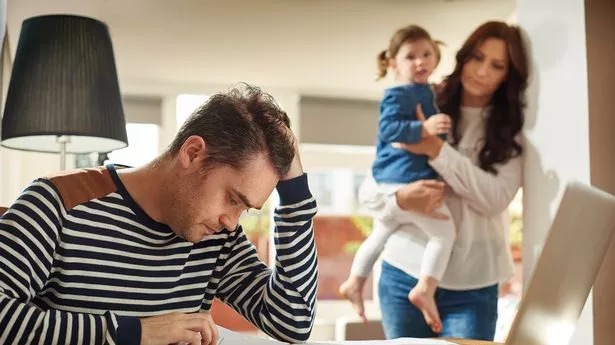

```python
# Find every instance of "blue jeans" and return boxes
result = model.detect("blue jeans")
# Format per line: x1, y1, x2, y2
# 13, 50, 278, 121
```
378, 261, 498, 340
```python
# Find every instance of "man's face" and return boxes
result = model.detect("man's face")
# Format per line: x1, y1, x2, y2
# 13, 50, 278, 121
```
167, 137, 279, 243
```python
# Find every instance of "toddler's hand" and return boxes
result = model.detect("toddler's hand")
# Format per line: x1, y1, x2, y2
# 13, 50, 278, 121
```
422, 114, 451, 137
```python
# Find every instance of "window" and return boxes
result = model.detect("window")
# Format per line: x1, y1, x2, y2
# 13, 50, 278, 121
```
75, 123, 159, 168
307, 172, 335, 207
307, 169, 369, 215
307, 168, 374, 300
353, 172, 367, 200
238, 201, 273, 265
176, 94, 209, 128
108, 124, 159, 166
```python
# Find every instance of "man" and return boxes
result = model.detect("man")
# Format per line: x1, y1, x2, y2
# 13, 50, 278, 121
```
0, 85, 318, 345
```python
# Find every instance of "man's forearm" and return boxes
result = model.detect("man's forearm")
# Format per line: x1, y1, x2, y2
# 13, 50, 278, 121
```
266, 174, 318, 342
0, 300, 129, 345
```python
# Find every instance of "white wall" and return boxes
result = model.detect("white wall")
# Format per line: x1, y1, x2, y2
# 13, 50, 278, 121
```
7, 0, 515, 100
2, 0, 516, 203
0, 0, 19, 207
517, 0, 593, 343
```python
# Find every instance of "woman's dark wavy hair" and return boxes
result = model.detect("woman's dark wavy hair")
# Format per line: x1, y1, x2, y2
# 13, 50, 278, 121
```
438, 21, 529, 174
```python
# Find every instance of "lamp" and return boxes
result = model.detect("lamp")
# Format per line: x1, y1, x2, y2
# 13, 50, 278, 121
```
1, 14, 127, 170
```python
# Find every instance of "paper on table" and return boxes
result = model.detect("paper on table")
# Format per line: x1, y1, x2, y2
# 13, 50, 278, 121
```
306, 339, 457, 345
179, 327, 283, 345
216, 326, 457, 345
217, 326, 288, 344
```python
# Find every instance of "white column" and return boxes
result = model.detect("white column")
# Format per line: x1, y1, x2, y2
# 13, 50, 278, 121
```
159, 95, 178, 153
265, 90, 301, 266
0, 149, 22, 205
271, 91, 300, 137
517, 0, 592, 343
0, 0, 18, 207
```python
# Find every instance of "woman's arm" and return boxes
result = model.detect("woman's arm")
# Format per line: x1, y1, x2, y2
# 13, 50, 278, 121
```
359, 175, 448, 221
429, 142, 522, 216
391, 103, 522, 217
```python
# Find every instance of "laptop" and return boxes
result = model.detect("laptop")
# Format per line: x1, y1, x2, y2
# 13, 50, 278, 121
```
505, 181, 615, 345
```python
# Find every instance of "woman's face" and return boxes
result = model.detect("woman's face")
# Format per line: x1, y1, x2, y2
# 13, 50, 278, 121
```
461, 38, 509, 102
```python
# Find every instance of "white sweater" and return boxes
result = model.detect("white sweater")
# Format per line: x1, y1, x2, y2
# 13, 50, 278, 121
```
381, 106, 522, 290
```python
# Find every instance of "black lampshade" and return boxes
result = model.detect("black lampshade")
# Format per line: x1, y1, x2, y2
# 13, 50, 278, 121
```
1, 14, 128, 153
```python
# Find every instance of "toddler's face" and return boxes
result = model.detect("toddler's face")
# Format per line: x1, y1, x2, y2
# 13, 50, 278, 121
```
391, 39, 438, 84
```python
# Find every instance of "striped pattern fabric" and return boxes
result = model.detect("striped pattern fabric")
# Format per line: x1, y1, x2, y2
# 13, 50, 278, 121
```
0, 166, 318, 344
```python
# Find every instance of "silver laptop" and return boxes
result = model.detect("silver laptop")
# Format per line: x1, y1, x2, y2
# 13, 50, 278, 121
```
506, 181, 615, 345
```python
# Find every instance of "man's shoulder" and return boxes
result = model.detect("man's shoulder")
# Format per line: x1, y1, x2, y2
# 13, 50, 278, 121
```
43, 166, 118, 211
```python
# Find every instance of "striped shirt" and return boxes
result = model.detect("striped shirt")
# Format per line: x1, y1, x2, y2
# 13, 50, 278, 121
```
0, 165, 318, 345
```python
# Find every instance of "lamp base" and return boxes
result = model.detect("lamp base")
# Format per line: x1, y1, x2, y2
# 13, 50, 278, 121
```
57, 135, 70, 170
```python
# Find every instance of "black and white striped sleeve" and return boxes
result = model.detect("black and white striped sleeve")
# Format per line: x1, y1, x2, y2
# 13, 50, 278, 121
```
214, 173, 318, 343
0, 179, 134, 345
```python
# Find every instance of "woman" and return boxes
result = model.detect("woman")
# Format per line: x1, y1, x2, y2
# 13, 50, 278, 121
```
353, 20, 529, 340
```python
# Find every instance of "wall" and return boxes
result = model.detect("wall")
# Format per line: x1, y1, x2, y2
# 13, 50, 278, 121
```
300, 96, 379, 146
518, 0, 590, 278
518, 0, 615, 343
8, 0, 516, 100
2, 0, 516, 203
585, 0, 615, 344
0, 0, 19, 207
0, 1, 520, 340
122, 95, 162, 124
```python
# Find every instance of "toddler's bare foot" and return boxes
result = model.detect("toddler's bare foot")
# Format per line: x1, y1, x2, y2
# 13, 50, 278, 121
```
409, 284, 442, 334
339, 276, 368, 323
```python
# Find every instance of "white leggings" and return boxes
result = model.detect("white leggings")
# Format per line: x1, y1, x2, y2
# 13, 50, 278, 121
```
350, 177, 456, 281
